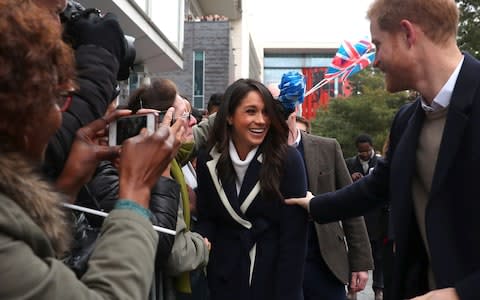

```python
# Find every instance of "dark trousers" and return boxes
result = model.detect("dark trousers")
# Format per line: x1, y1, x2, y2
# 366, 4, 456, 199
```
382, 240, 395, 300
371, 239, 385, 290
177, 269, 210, 300
303, 256, 347, 300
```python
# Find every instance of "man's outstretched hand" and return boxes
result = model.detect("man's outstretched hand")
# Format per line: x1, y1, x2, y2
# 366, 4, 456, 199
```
284, 191, 314, 211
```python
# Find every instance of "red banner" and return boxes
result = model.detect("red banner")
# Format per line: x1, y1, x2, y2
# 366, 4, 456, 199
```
301, 67, 352, 120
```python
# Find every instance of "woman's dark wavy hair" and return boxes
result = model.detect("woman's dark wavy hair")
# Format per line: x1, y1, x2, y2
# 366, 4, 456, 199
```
126, 78, 177, 112
207, 79, 289, 200
0, 0, 75, 150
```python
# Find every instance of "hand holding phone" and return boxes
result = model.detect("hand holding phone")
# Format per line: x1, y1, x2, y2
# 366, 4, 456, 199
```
138, 108, 175, 126
57, 110, 130, 199
108, 113, 156, 146
118, 113, 185, 207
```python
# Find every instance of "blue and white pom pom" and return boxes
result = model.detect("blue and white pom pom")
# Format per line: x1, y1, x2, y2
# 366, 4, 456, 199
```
278, 71, 306, 114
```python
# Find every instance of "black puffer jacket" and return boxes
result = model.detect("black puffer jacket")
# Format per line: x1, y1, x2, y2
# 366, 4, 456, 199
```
43, 44, 179, 265
77, 161, 179, 266
44, 45, 119, 179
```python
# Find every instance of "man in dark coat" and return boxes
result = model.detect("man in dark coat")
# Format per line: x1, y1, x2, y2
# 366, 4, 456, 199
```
286, 115, 373, 300
286, 0, 479, 299
345, 134, 379, 183
345, 134, 388, 300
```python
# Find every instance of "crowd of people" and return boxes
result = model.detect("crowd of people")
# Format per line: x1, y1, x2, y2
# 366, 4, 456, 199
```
0, 0, 478, 300
186, 14, 228, 22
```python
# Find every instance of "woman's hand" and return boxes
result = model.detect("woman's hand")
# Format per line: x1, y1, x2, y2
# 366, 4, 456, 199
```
349, 271, 369, 293
284, 191, 314, 211
204, 237, 211, 251
119, 108, 185, 208
56, 109, 131, 201
110, 107, 178, 177
351, 172, 364, 182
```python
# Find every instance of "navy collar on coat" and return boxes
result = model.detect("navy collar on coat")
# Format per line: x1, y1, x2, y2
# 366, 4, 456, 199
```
392, 53, 478, 202
206, 146, 263, 229
390, 100, 425, 217
429, 52, 477, 198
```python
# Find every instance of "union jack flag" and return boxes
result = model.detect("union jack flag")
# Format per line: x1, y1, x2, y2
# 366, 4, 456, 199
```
324, 39, 375, 81
339, 52, 375, 81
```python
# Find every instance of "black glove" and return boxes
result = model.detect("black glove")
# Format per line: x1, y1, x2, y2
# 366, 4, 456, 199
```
64, 11, 126, 66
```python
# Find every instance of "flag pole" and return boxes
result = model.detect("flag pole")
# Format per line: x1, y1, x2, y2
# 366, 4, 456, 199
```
304, 78, 329, 97
304, 51, 375, 97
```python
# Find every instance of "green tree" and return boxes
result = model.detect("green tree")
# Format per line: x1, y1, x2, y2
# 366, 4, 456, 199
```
457, 0, 480, 58
310, 69, 410, 157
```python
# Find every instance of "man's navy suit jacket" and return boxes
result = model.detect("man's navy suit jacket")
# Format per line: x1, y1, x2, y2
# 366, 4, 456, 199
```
309, 53, 480, 300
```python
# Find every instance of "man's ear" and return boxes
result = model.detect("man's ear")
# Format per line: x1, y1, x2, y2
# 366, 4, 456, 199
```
399, 19, 417, 48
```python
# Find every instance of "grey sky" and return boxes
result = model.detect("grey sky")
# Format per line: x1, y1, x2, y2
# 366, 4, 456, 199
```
248, 0, 375, 46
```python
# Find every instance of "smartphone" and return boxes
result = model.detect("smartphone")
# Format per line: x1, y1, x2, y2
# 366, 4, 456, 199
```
108, 114, 156, 146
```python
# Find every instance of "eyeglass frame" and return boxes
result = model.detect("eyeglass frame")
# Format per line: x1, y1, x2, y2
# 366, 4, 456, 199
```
156, 110, 191, 124
57, 89, 75, 112
178, 111, 192, 121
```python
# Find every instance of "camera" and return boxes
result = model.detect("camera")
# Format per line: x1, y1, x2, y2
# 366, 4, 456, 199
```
60, 0, 136, 81
108, 114, 156, 146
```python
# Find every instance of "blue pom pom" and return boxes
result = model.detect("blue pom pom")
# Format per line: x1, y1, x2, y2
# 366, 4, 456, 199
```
278, 71, 305, 112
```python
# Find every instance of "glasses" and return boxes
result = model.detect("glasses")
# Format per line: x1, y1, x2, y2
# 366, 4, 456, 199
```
156, 110, 192, 125
178, 111, 192, 121
57, 89, 75, 112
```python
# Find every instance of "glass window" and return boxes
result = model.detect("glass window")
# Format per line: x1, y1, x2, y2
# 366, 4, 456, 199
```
133, 0, 147, 11
131, 0, 183, 50
193, 51, 205, 108
150, 0, 183, 49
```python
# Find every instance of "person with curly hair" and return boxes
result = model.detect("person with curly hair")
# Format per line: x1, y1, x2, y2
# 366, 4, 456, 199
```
0, 1, 184, 298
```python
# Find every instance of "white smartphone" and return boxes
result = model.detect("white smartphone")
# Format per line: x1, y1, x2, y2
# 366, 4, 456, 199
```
108, 113, 156, 146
